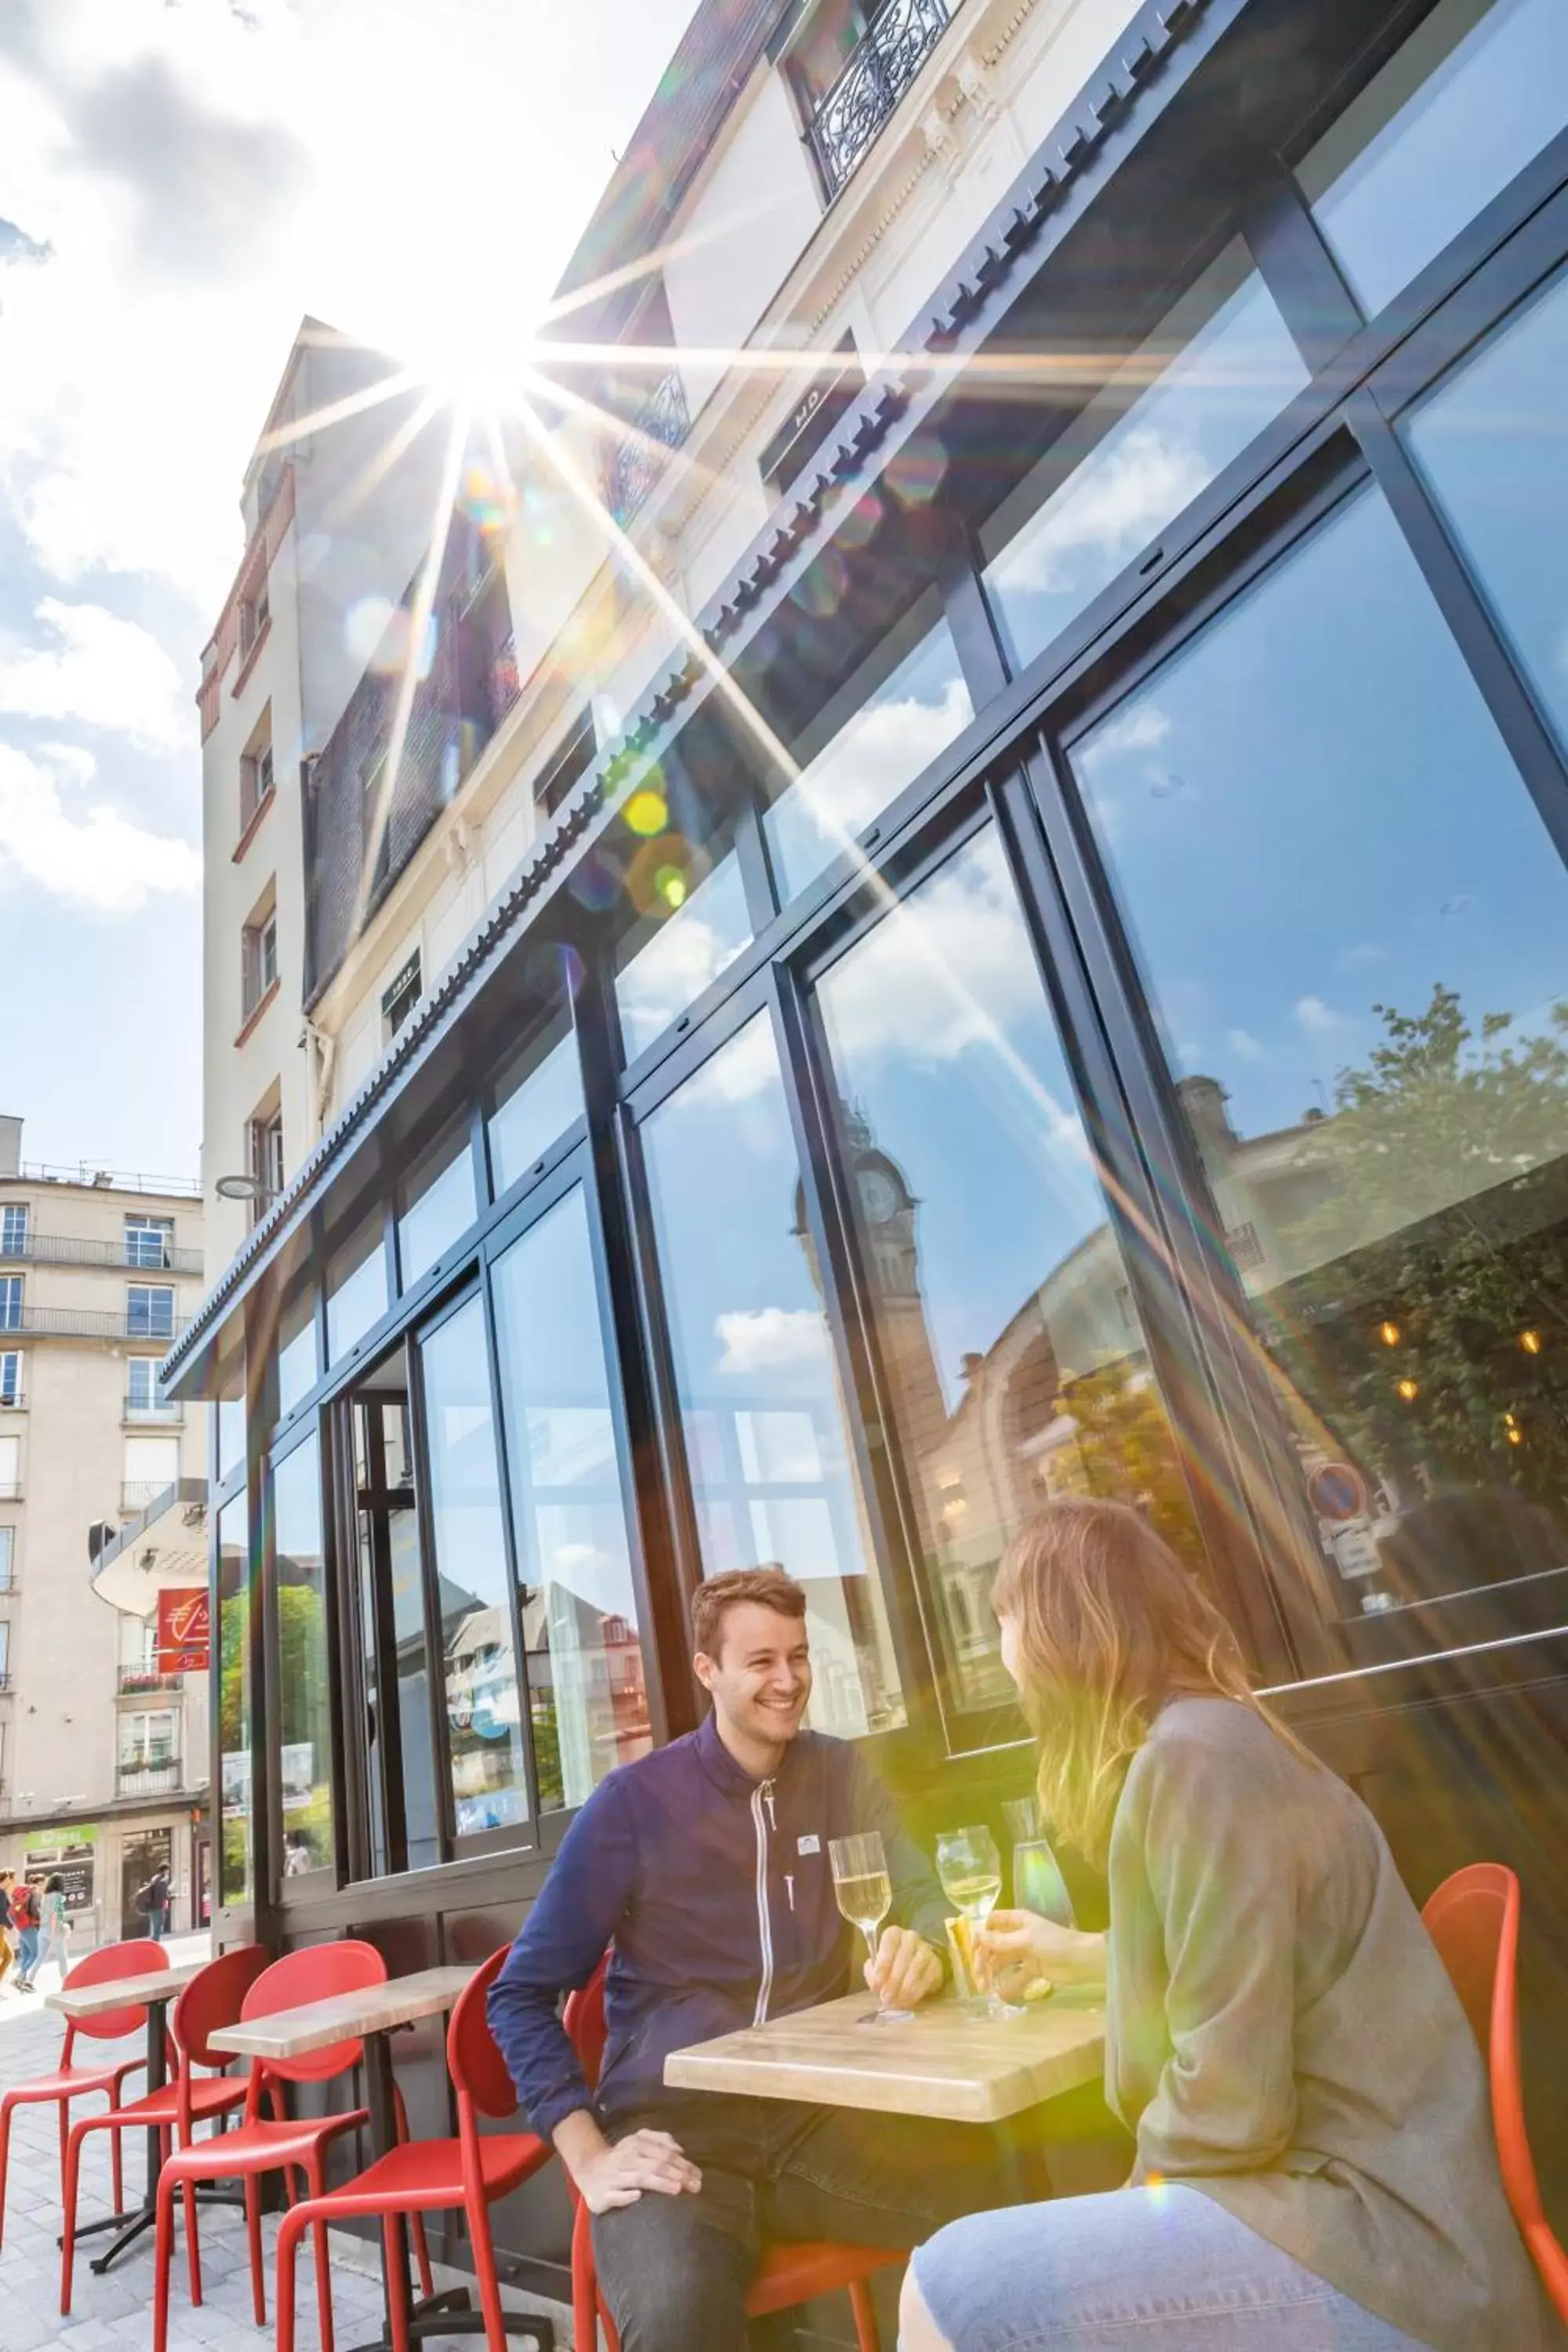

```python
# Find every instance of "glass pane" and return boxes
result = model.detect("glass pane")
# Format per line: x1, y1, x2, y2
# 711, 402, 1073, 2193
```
815, 826, 1207, 1720
492, 1186, 652, 1810
273, 1434, 333, 1876
615, 851, 752, 1062
1073, 486, 1568, 1653
982, 244, 1308, 673
1404, 268, 1568, 764
419, 1295, 530, 1838
488, 1017, 583, 1195
641, 1012, 906, 1737
217, 1371, 245, 1482
278, 1290, 318, 1421
1298, 0, 1568, 319
327, 1219, 388, 1365
764, 611, 972, 904
217, 1491, 252, 1903
397, 1126, 477, 1290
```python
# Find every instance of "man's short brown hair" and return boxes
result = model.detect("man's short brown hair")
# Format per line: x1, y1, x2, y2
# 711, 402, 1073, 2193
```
691, 1566, 807, 1660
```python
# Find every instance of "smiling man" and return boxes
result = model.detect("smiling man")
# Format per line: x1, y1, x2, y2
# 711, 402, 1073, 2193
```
488, 1565, 1000, 2352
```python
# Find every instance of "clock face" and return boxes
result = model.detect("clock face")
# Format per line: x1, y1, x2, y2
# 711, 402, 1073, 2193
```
857, 1167, 900, 1225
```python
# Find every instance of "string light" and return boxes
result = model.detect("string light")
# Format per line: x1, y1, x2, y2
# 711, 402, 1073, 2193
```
1396, 1378, 1419, 1403
1379, 1321, 1400, 1348
1520, 1330, 1543, 1356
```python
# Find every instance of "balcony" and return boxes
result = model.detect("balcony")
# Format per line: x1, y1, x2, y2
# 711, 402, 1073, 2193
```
116, 1759, 180, 1797
0, 1484, 18, 1504
124, 1399, 183, 1425
118, 1668, 184, 1695
0, 1232, 202, 1276
604, 369, 691, 530
121, 1479, 177, 1514
807, 0, 953, 198
0, 1308, 189, 1344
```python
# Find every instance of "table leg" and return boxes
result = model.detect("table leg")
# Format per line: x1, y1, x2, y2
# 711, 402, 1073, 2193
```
143, 1994, 167, 2206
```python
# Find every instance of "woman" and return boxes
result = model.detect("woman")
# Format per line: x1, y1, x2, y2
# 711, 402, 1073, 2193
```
902, 1499, 1545, 2352
11, 1877, 39, 1992
37, 1875, 68, 1988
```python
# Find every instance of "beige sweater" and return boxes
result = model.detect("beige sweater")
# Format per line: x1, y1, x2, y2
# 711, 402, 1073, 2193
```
1105, 1697, 1550, 2352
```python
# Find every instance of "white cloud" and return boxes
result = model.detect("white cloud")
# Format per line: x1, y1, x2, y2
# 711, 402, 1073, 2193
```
619, 906, 748, 1055
783, 679, 972, 854
0, 739, 200, 911
1226, 1028, 1265, 1062
998, 426, 1211, 598
715, 1308, 829, 1379
1082, 701, 1171, 762
1294, 995, 1341, 1035
0, 598, 188, 747
1336, 942, 1385, 971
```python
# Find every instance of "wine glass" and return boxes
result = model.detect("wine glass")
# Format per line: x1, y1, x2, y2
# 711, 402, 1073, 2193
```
829, 1831, 911, 2027
936, 1824, 1018, 2019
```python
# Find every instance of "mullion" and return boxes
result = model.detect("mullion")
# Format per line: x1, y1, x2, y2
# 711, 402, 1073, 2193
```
1242, 154, 1364, 372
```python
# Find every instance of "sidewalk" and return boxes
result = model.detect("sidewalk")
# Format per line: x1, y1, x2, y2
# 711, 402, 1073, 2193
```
0, 1938, 568, 2350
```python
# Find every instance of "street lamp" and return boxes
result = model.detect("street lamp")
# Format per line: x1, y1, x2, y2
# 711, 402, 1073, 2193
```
214, 1174, 274, 1206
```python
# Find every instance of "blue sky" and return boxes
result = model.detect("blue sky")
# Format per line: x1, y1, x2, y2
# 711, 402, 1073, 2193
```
0, 0, 697, 1176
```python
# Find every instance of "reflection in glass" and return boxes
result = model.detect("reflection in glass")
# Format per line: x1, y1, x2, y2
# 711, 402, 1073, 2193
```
1073, 486, 1568, 1651
327, 1220, 388, 1365
816, 827, 1205, 1718
397, 1126, 477, 1290
615, 853, 752, 1062
982, 245, 1308, 673
492, 1187, 652, 1809
488, 1017, 584, 1195
641, 1014, 906, 1737
273, 1434, 333, 1875
217, 1491, 251, 1903
765, 612, 972, 904
1298, 0, 1568, 319
419, 1296, 530, 1838
1405, 268, 1568, 764
353, 1385, 438, 1871
277, 1290, 317, 1421
217, 1372, 245, 1483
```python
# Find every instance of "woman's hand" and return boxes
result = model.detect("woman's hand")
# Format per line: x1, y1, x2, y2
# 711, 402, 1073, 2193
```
975, 1909, 1109, 2000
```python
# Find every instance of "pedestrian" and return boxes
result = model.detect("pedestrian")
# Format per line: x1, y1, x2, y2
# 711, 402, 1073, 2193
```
37, 1875, 68, 1987
0, 1871, 15, 1991
11, 1875, 40, 1991
139, 1861, 172, 1943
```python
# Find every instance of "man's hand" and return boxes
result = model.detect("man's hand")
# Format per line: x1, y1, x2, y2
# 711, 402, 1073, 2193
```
866, 1924, 943, 2010
555, 2111, 702, 2214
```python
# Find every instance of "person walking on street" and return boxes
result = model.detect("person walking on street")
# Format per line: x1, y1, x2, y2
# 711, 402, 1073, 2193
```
11, 1876, 40, 1991
37, 1875, 68, 1988
140, 1863, 172, 1943
0, 1871, 16, 1991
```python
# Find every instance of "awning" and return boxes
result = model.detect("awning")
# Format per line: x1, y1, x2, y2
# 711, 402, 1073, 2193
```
90, 1478, 209, 1619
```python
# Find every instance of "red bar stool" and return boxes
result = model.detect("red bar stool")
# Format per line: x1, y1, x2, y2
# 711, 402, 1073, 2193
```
60, 1944, 270, 2313
274, 1947, 553, 2352
151, 1939, 432, 2352
0, 1937, 165, 2241
1423, 1862, 1568, 2325
563, 1957, 900, 2352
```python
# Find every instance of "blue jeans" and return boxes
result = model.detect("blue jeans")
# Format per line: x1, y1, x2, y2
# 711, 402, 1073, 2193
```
15, 1928, 38, 1982
909, 2185, 1433, 2350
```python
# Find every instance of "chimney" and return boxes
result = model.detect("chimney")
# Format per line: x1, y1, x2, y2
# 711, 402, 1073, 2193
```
1174, 1076, 1237, 1159
0, 1116, 20, 1180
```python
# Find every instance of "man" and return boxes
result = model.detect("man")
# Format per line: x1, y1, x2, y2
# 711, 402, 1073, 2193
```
488, 1566, 1000, 2352
141, 1863, 172, 1943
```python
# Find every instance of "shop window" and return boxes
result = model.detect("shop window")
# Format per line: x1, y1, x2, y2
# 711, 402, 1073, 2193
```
418, 1294, 531, 1839
492, 1185, 651, 1810
1071, 485, 1568, 1659
1297, 0, 1568, 321
218, 1491, 252, 1903
980, 241, 1308, 678
273, 1432, 334, 1878
127, 1283, 176, 1340
1404, 266, 1568, 766
815, 822, 1206, 1724
640, 1012, 907, 1738
326, 1216, 389, 1367
764, 594, 971, 906
614, 837, 752, 1063
397, 1123, 477, 1291
488, 1005, 584, 1195
277, 1287, 318, 1421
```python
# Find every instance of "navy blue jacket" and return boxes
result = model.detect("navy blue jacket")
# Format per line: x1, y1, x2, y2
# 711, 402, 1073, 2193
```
488, 1715, 948, 2143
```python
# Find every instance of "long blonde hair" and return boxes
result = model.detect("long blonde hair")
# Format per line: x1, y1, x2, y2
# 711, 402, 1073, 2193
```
991, 1497, 1306, 1865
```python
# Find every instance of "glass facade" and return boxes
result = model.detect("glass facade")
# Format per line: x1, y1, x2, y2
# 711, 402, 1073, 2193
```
615, 849, 753, 1061
397, 1125, 477, 1290
488, 1010, 584, 1194
326, 1218, 389, 1365
217, 1490, 251, 1903
273, 1432, 334, 1873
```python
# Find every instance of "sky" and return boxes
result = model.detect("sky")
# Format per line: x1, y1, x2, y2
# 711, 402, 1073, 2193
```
0, 0, 698, 1179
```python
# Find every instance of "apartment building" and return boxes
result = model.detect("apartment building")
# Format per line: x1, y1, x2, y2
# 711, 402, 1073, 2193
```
176, 0, 1568, 2297
0, 1116, 209, 1937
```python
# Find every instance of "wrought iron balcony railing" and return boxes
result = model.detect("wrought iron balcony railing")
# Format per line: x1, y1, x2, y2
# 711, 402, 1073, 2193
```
0, 1232, 201, 1275
117, 1759, 181, 1795
118, 1668, 185, 1694
807, 0, 952, 198
604, 369, 691, 530
0, 1307, 188, 1344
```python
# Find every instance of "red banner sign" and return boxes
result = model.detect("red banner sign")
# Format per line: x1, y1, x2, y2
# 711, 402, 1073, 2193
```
155, 1588, 210, 1675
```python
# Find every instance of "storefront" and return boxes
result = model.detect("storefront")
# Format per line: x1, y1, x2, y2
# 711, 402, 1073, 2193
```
168, 0, 1568, 2300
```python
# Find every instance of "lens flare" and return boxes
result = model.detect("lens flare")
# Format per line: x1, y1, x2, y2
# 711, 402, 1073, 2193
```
626, 786, 669, 837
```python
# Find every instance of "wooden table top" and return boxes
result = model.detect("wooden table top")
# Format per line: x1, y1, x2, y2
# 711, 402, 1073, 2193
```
665, 1988, 1106, 2124
209, 1964, 478, 2060
48, 1959, 206, 2020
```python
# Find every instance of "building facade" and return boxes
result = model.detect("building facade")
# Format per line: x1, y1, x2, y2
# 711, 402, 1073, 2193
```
175, 0, 1568, 2310
0, 1119, 209, 1937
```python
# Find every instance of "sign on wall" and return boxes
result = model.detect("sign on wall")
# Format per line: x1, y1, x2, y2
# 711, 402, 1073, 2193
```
155, 1587, 211, 1674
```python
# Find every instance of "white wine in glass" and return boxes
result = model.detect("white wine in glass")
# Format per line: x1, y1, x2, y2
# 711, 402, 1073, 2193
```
829, 1831, 911, 2025
936, 1826, 1016, 2017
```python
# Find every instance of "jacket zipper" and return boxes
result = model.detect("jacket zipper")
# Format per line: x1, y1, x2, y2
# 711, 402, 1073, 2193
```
752, 1777, 775, 2026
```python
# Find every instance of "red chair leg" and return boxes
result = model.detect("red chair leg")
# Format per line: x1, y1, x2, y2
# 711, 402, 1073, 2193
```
275, 2201, 313, 2352
60, 2115, 89, 2314
152, 2171, 177, 2352
183, 2175, 201, 2309
245, 2170, 266, 2326
307, 2153, 336, 2352
0, 2092, 15, 2249
382, 2213, 413, 2352
411, 2208, 433, 2300
58, 2097, 69, 2201
108, 2090, 124, 2214
466, 2188, 510, 2352
848, 2275, 882, 2352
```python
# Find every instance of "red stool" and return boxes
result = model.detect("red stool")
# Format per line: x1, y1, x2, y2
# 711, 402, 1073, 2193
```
274, 1947, 553, 2352
60, 1944, 270, 2312
0, 1938, 165, 2242
563, 1957, 900, 2352
1423, 1862, 1568, 2325
151, 1939, 432, 2352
